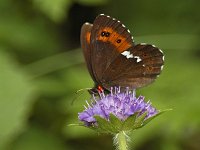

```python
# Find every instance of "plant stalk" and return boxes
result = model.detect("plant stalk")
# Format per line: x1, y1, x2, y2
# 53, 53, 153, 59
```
114, 131, 129, 150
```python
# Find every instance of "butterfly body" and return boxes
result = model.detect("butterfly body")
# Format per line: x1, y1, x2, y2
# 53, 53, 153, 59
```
81, 14, 164, 93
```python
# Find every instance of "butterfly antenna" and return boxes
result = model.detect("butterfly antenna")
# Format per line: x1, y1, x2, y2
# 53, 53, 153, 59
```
71, 88, 92, 105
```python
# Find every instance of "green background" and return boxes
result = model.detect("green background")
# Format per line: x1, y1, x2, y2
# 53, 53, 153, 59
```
0, 0, 200, 149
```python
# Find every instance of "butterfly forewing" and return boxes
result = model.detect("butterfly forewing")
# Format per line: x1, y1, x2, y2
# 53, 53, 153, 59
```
80, 23, 98, 83
89, 14, 134, 83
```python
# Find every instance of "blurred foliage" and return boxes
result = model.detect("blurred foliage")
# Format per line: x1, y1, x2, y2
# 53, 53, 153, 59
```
33, 0, 72, 22
0, 50, 35, 150
0, 0, 200, 150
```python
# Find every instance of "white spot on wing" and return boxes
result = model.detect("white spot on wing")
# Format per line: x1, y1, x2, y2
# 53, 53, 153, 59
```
100, 14, 104, 16
159, 49, 163, 53
134, 56, 142, 62
140, 43, 147, 45
161, 65, 164, 70
162, 55, 165, 61
122, 24, 126, 28
142, 64, 146, 67
121, 51, 134, 59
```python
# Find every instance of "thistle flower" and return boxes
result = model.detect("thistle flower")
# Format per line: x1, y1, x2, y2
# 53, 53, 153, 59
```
78, 87, 162, 134
74, 87, 170, 150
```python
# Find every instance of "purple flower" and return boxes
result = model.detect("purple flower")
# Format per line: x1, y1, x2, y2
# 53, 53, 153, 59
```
78, 87, 158, 127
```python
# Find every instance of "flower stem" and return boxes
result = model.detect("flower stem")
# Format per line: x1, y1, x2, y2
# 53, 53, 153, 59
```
114, 131, 129, 150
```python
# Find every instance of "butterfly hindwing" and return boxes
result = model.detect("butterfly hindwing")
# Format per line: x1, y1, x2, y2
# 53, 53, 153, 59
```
101, 44, 164, 89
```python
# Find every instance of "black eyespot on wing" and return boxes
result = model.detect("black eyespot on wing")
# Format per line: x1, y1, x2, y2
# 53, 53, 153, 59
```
105, 32, 110, 37
117, 39, 121, 43
101, 31, 106, 37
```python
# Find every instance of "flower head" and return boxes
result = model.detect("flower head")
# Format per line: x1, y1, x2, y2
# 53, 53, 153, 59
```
78, 87, 159, 131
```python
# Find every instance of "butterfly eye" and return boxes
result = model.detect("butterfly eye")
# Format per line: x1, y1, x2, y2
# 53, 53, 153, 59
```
116, 39, 121, 43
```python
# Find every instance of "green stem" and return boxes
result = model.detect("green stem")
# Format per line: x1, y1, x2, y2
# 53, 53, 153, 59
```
114, 131, 129, 150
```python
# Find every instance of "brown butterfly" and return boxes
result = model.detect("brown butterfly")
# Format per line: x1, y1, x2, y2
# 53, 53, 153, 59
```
80, 14, 164, 94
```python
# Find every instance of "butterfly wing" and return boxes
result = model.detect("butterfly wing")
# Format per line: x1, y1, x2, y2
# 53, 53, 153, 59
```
89, 14, 134, 84
80, 22, 97, 82
101, 44, 164, 89
81, 14, 164, 92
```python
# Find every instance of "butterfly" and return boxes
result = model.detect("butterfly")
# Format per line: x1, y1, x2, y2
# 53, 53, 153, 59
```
80, 14, 164, 94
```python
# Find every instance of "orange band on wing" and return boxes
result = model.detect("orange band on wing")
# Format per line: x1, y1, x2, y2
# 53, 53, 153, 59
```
97, 27, 132, 52
86, 32, 91, 44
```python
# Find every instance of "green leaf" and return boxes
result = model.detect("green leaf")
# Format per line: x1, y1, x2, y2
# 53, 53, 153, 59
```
109, 113, 123, 131
133, 112, 147, 129
68, 123, 85, 127
68, 123, 101, 133
94, 116, 118, 134
142, 109, 172, 127
121, 113, 137, 131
